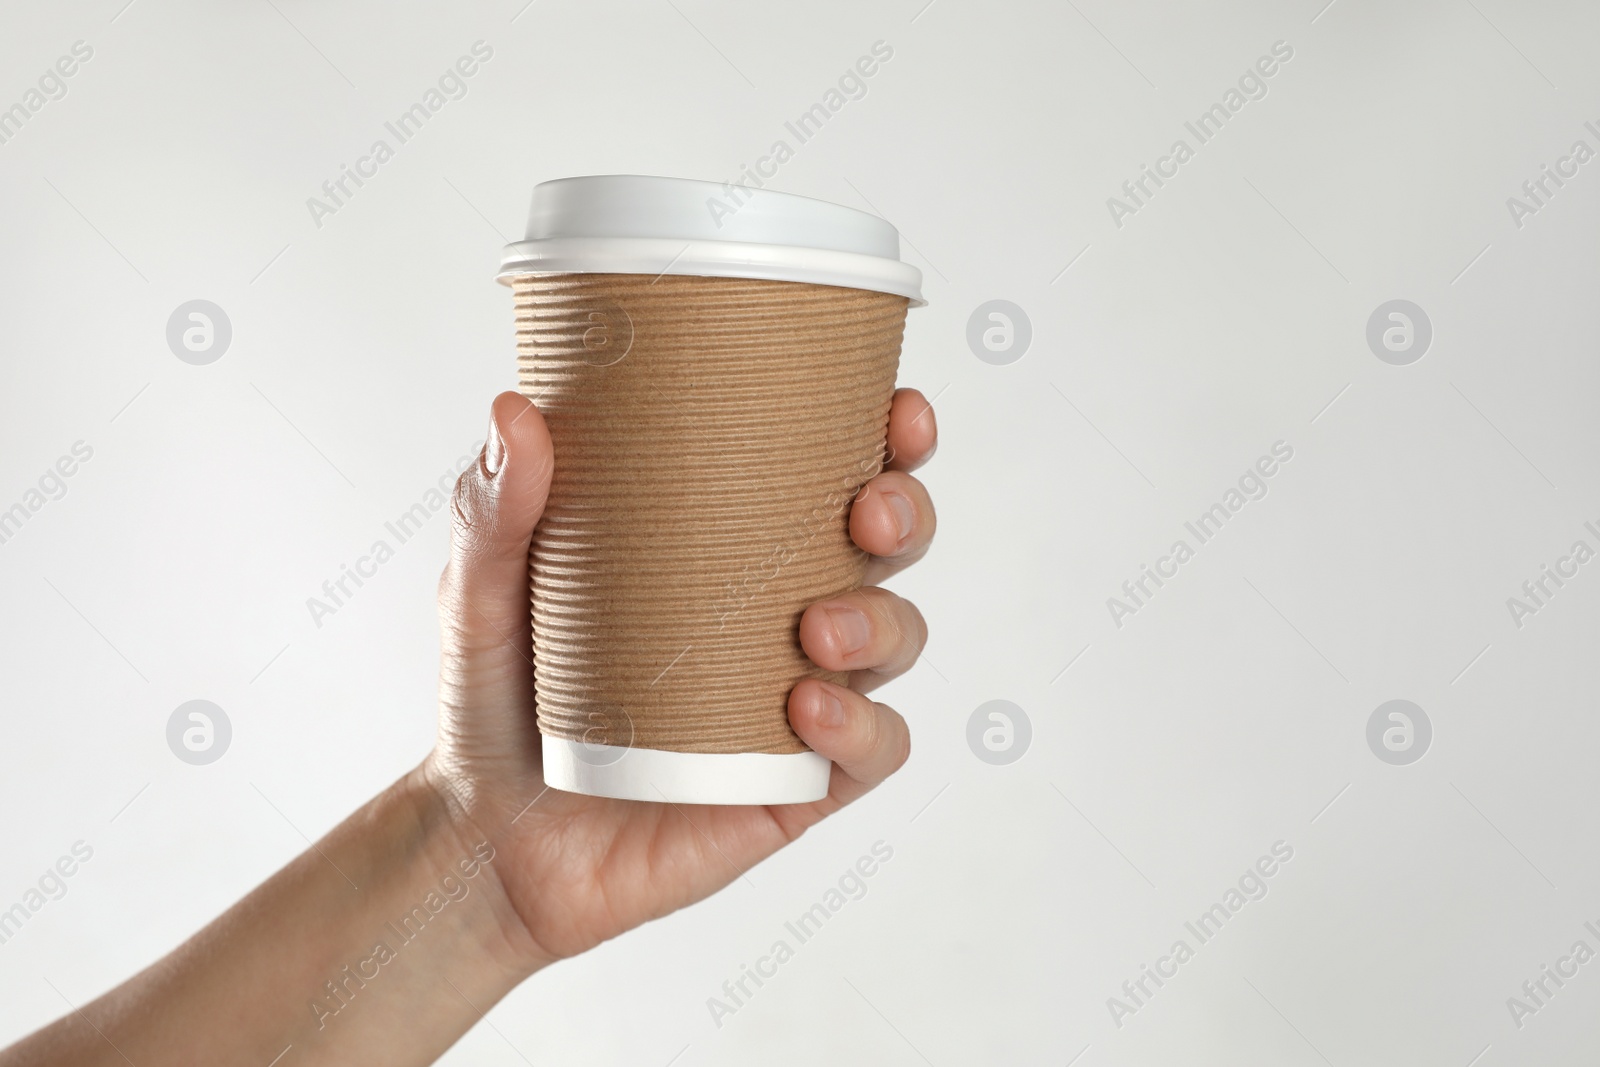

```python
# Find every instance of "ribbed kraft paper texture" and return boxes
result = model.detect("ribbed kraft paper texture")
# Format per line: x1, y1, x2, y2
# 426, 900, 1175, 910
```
511, 273, 908, 755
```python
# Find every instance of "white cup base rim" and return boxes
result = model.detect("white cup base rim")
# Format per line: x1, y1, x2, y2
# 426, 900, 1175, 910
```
542, 738, 832, 805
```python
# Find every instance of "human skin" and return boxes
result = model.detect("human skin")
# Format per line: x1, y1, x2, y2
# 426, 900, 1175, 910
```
0, 387, 938, 1066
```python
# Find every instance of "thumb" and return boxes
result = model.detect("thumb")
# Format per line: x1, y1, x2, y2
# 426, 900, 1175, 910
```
438, 392, 553, 697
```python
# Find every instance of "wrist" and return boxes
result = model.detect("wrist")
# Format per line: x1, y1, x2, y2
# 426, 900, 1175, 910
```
406, 761, 554, 977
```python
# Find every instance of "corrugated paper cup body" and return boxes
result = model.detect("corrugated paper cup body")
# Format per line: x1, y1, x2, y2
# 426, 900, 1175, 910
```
499, 176, 924, 804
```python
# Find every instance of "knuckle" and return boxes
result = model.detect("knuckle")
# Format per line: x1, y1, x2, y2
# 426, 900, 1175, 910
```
877, 704, 911, 769
866, 589, 926, 655
903, 600, 929, 650
449, 469, 486, 544
854, 692, 882, 750
860, 592, 899, 640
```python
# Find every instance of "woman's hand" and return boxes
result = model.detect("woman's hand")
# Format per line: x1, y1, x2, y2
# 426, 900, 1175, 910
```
422, 387, 938, 969
0, 387, 935, 1067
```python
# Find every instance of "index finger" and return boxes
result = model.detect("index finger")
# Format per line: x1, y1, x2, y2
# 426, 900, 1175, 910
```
884, 387, 937, 473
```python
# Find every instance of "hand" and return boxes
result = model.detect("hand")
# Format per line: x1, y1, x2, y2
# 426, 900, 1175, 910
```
421, 387, 938, 969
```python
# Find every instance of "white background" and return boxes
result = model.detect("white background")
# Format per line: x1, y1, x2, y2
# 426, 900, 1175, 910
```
3, 0, 1599, 1063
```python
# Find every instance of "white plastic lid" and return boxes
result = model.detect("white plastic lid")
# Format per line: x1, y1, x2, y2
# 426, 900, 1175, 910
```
498, 175, 925, 305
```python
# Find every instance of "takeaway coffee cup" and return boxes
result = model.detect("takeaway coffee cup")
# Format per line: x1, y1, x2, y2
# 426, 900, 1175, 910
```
497, 175, 924, 805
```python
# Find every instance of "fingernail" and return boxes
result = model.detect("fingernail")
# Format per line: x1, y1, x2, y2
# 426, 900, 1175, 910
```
884, 491, 916, 545
825, 606, 871, 656
484, 414, 505, 476
815, 686, 845, 728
